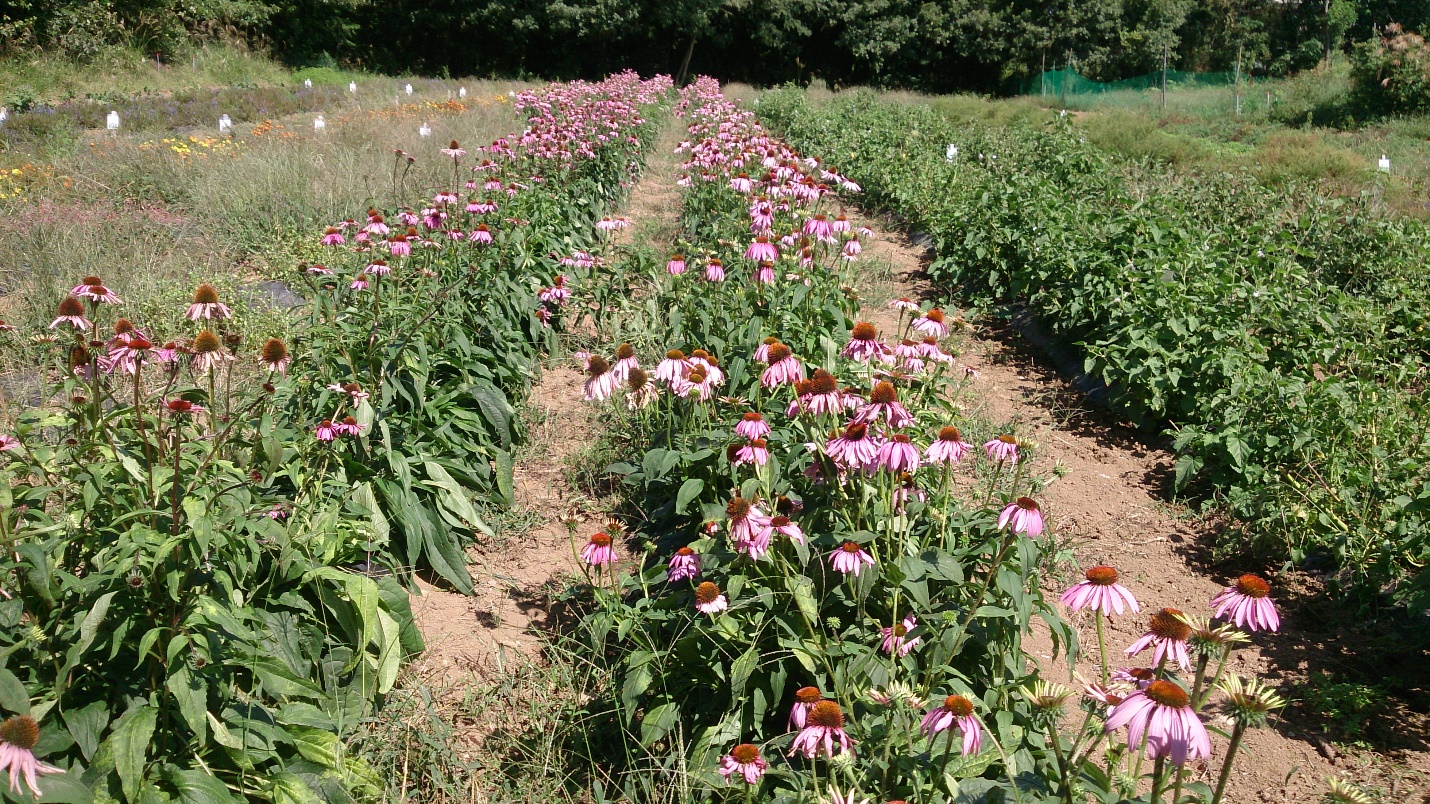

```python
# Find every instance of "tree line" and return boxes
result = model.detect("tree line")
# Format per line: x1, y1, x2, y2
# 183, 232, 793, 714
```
0, 0, 1421, 93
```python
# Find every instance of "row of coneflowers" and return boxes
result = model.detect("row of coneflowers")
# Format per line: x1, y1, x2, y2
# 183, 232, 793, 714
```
557, 77, 1292, 804
0, 75, 670, 799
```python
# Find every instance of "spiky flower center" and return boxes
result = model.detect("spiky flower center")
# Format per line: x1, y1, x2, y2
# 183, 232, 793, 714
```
767, 343, 792, 363
675, 546, 695, 557
1086, 565, 1119, 585
627, 367, 648, 390
341, 416, 358, 426
891, 434, 911, 445
616, 342, 635, 360
1234, 574, 1270, 598
1143, 680, 1190, 708
113, 318, 135, 334
870, 381, 897, 404
192, 331, 221, 354
261, 338, 288, 363
192, 283, 220, 304
769, 515, 789, 528
671, 254, 684, 262
840, 542, 862, 554
589, 532, 611, 547
807, 371, 838, 394
449, 140, 460, 150
807, 700, 844, 729
892, 624, 907, 637
81, 275, 103, 286
795, 686, 823, 704
343, 382, 362, 394
942, 695, 973, 717
0, 715, 40, 749
938, 426, 963, 442
843, 423, 869, 441
998, 434, 1017, 444
726, 497, 751, 519
695, 581, 721, 605
57, 297, 85, 317
1016, 496, 1039, 511
687, 369, 707, 384
742, 412, 763, 422
762, 336, 778, 346
666, 349, 685, 361
730, 743, 760, 763
128, 338, 152, 350
587, 356, 610, 376
924, 308, 945, 323
1149, 608, 1191, 642
851, 322, 877, 341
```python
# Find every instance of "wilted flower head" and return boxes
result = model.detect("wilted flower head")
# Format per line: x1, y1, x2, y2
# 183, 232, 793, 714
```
259, 338, 291, 374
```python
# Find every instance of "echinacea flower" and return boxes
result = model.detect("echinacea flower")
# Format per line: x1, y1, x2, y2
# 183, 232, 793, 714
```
825, 422, 879, 470
718, 744, 767, 785
880, 615, 921, 657
984, 434, 1019, 463
334, 416, 364, 437
889, 298, 919, 313
69, 276, 104, 297
105, 336, 151, 376
667, 546, 700, 581
912, 308, 948, 338
760, 343, 803, 387
853, 381, 913, 428
705, 258, 726, 282
1060, 566, 1140, 617
321, 227, 345, 246
925, 426, 972, 465
581, 532, 616, 567
841, 237, 861, 260
734, 412, 770, 440
259, 338, 291, 374
920, 695, 983, 756
186, 284, 231, 320
1210, 574, 1280, 632
165, 399, 205, 415
49, 297, 91, 331
726, 496, 772, 560
694, 581, 729, 614
0, 715, 63, 797
315, 420, 338, 441
189, 330, 233, 375
1217, 675, 1286, 728
655, 349, 688, 385
1125, 608, 1194, 671
0, 434, 21, 453
1104, 679, 1210, 766
789, 701, 854, 758
625, 367, 659, 410
732, 438, 769, 467
767, 514, 804, 545
666, 254, 686, 275
841, 322, 891, 363
75, 283, 121, 304
583, 355, 617, 402
790, 370, 844, 417
470, 224, 494, 244
829, 542, 875, 577
997, 497, 1045, 536
442, 140, 466, 159
789, 686, 823, 729
745, 236, 778, 262
872, 434, 920, 474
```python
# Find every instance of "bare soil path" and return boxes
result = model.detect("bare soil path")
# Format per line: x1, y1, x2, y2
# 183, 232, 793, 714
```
847, 213, 1430, 802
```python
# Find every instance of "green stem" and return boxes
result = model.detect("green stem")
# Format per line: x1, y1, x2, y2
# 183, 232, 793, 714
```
1209, 724, 1246, 804
1149, 755, 1167, 804
1095, 612, 1110, 686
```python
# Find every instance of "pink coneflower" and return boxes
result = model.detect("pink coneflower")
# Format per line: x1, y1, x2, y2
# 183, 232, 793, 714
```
705, 258, 726, 282
1125, 608, 1194, 671
889, 298, 920, 313
752, 337, 778, 364
165, 399, 206, 415
912, 308, 949, 338
539, 285, 570, 304
470, 224, 494, 244
726, 497, 772, 560
667, 546, 700, 581
880, 615, 921, 657
350, 276, 369, 292
365, 259, 391, 276
1211, 574, 1280, 632
718, 744, 766, 785
984, 434, 1019, 463
625, 367, 658, 410
730, 172, 754, 193
583, 355, 617, 402
760, 343, 803, 388
732, 438, 770, 467
768, 514, 804, 545
1105, 680, 1211, 766
189, 330, 232, 374
673, 367, 715, 400
315, 419, 338, 441
920, 695, 983, 756
329, 381, 370, 403
322, 226, 345, 246
789, 701, 854, 758
829, 542, 875, 577
0, 434, 21, 453
334, 416, 364, 437
920, 336, 955, 364
873, 433, 920, 474
826, 422, 879, 470
1112, 667, 1157, 689
69, 276, 104, 296
841, 322, 891, 363
152, 342, 179, 364
442, 140, 466, 159
387, 234, 412, 257
997, 497, 1045, 536
595, 216, 626, 232
841, 237, 861, 261
791, 371, 844, 417
0, 715, 63, 797
1061, 566, 1140, 616
307, 264, 333, 275
655, 349, 689, 385
853, 381, 914, 428
581, 532, 617, 567
789, 687, 823, 729
892, 471, 927, 511
666, 254, 686, 275
755, 261, 776, 283
802, 214, 834, 242
186, 284, 231, 320
74, 282, 121, 305
735, 412, 770, 440
745, 236, 778, 262
926, 426, 972, 465
49, 297, 91, 331
694, 581, 729, 614
611, 343, 639, 384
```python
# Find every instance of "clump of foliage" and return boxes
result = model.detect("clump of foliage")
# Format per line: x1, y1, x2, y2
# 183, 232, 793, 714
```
1352, 23, 1430, 115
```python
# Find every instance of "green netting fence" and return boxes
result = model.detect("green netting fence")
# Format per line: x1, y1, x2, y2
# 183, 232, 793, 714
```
1022, 68, 1239, 97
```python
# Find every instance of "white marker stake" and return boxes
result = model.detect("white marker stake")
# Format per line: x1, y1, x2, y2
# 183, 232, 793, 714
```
314, 114, 326, 132
1379, 154, 1391, 173
419, 122, 432, 138
945, 144, 958, 162
405, 83, 413, 96
459, 86, 467, 98
106, 111, 120, 131
304, 78, 313, 88
218, 114, 232, 133
349, 81, 357, 93
0, 107, 8, 125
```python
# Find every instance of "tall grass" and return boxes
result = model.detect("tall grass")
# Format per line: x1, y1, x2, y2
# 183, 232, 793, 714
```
0, 43, 296, 103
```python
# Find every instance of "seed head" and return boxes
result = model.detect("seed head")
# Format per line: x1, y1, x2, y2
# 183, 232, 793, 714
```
1216, 675, 1285, 728
260, 338, 289, 364
191, 283, 220, 305
807, 700, 845, 728
0, 715, 40, 749
665, 349, 685, 361
726, 497, 751, 519
795, 686, 823, 704
616, 343, 635, 360
869, 381, 897, 404
851, 322, 877, 340
57, 297, 85, 317
192, 331, 221, 354
1085, 566, 1119, 585
941, 695, 973, 717
1142, 680, 1191, 708
694, 581, 721, 605
1148, 608, 1192, 642
1234, 574, 1271, 598
730, 743, 760, 763
586, 355, 610, 376
766, 343, 791, 363
938, 426, 962, 442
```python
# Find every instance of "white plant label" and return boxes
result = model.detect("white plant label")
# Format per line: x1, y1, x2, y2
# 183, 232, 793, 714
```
405, 83, 413, 96
106, 111, 120, 131
314, 114, 326, 131
419, 122, 432, 138
218, 114, 232, 133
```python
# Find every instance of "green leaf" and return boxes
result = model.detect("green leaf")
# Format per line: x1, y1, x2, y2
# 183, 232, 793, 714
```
730, 646, 758, 701
639, 701, 679, 747
63, 701, 110, 761
287, 726, 340, 769
269, 773, 323, 804
108, 704, 158, 802
165, 666, 208, 746
59, 592, 117, 693
0, 668, 29, 715
34, 769, 94, 803
493, 449, 515, 507
674, 478, 703, 513
422, 460, 492, 537
168, 768, 237, 804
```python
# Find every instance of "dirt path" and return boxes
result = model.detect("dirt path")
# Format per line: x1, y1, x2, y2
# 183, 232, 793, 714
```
847, 215, 1430, 802
407, 117, 687, 679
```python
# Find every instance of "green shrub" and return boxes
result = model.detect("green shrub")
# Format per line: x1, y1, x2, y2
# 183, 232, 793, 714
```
1352, 23, 1430, 116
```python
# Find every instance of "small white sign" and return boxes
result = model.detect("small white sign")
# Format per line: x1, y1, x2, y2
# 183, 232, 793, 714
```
419, 122, 432, 138
945, 144, 958, 162
218, 114, 232, 133
405, 83, 414, 96
0, 107, 8, 124
349, 81, 357, 93
459, 86, 467, 98
303, 78, 313, 88
314, 114, 326, 131
1379, 154, 1391, 173
106, 111, 120, 131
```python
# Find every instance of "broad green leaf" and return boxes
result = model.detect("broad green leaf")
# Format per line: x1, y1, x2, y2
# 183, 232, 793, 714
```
287, 726, 340, 769
168, 768, 237, 804
63, 701, 110, 761
165, 666, 208, 746
674, 478, 703, 513
0, 668, 29, 714
59, 592, 117, 693
109, 704, 158, 802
